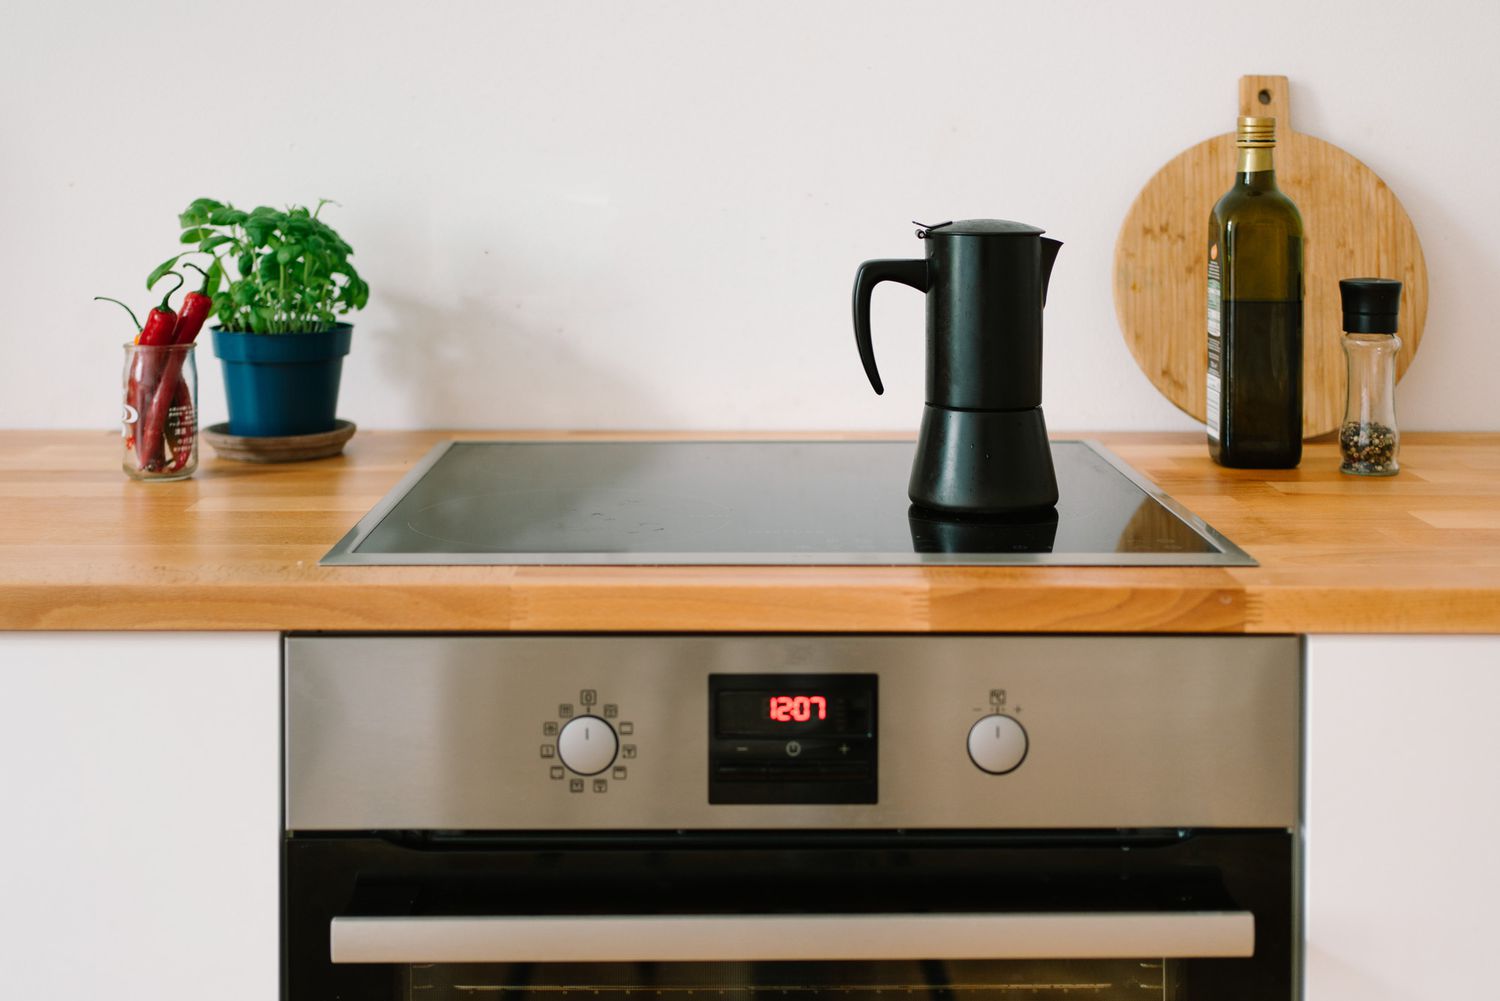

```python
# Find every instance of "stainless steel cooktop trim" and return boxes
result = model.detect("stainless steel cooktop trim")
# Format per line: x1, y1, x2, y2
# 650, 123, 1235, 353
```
323, 438, 459, 563
1081, 438, 1255, 566
319, 439, 1256, 567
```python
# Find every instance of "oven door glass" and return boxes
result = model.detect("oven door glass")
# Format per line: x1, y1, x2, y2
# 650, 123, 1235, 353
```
284, 832, 1292, 1001
402, 958, 1177, 1000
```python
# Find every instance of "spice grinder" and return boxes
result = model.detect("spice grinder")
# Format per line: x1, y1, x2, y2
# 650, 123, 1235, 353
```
852, 219, 1062, 514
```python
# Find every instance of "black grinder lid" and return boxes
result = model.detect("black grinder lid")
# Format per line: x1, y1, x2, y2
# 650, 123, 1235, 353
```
1339, 278, 1403, 334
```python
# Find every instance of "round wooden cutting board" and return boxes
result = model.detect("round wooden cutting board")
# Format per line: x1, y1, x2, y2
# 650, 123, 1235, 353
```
1114, 75, 1427, 438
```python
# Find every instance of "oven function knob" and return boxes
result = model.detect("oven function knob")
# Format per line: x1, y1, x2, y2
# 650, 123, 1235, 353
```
967, 714, 1028, 775
557, 715, 619, 776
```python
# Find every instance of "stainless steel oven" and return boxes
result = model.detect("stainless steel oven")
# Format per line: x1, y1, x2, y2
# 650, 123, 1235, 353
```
284, 635, 1300, 1000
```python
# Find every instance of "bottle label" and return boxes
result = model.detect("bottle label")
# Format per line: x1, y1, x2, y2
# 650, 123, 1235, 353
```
1206, 254, 1222, 441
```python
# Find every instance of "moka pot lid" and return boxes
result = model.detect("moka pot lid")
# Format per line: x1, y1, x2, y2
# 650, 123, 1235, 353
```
915, 219, 1046, 238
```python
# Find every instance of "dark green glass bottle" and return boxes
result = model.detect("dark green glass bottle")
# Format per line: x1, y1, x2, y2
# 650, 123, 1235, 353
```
1206, 116, 1305, 468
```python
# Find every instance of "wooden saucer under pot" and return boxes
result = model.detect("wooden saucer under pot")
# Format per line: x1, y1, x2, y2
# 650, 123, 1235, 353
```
203, 420, 357, 463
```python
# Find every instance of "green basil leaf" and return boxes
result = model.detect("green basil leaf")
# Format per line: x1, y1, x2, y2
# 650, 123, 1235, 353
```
179, 227, 211, 244
198, 234, 235, 252
146, 254, 184, 289
178, 197, 223, 227
203, 259, 224, 297
208, 207, 247, 226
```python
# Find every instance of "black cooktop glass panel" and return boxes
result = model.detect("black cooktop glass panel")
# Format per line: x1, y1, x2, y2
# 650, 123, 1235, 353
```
321, 441, 1252, 566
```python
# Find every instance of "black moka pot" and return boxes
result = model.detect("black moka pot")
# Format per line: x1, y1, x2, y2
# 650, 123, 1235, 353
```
852, 219, 1062, 514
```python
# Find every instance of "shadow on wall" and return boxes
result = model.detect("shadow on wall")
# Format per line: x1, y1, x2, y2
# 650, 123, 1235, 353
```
368, 291, 669, 429
1371, 188, 1479, 430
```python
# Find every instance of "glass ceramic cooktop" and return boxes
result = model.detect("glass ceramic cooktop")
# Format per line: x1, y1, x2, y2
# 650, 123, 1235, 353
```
321, 440, 1253, 566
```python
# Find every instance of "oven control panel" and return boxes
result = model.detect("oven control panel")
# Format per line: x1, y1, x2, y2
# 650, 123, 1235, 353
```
542, 691, 638, 795
285, 635, 1301, 831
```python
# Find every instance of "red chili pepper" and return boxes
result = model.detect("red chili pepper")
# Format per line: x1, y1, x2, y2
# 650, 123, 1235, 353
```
174, 263, 216, 345
138, 272, 184, 346
119, 273, 183, 469
140, 352, 192, 471
133, 365, 154, 465
154, 264, 212, 470
167, 378, 196, 471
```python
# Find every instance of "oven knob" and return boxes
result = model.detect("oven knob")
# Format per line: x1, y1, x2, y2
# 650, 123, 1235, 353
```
967, 714, 1028, 775
557, 715, 619, 776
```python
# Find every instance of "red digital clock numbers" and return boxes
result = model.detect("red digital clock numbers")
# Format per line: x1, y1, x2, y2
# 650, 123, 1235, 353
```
768, 694, 828, 723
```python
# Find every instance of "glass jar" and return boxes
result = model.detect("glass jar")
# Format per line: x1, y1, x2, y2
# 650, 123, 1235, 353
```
1338, 278, 1403, 477
122, 342, 197, 480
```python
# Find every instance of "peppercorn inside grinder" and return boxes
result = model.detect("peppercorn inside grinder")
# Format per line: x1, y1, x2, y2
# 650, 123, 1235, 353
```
1338, 278, 1403, 476
852, 220, 1063, 514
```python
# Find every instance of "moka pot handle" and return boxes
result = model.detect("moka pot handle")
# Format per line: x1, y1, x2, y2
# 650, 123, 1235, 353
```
852, 259, 929, 395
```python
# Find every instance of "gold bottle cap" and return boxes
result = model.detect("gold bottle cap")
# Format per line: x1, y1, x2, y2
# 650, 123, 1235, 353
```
1237, 116, 1276, 147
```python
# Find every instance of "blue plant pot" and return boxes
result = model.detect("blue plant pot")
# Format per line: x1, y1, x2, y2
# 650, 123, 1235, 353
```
212, 325, 353, 438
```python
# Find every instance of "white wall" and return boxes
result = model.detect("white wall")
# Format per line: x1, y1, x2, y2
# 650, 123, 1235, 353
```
2, 0, 1495, 433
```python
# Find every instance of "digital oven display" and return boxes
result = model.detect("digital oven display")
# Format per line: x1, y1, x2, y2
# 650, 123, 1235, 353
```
712, 676, 875, 739
709, 673, 877, 804
767, 694, 826, 722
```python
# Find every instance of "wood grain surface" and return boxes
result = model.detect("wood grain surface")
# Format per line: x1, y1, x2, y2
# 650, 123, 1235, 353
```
1115, 74, 1428, 438
2, 429, 1498, 635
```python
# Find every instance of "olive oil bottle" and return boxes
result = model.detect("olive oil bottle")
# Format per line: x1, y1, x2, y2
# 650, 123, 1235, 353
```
1206, 116, 1305, 467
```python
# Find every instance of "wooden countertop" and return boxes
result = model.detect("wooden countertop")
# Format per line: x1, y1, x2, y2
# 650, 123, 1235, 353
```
2, 430, 1498, 633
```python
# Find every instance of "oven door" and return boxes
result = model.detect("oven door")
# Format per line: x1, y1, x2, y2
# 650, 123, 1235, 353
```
284, 830, 1292, 1001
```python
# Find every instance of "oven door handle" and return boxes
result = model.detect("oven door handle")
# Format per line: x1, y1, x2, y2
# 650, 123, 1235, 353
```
330, 911, 1254, 963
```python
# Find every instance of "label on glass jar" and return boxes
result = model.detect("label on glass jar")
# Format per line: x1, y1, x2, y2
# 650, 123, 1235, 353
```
1206, 252, 1222, 441
166, 399, 197, 468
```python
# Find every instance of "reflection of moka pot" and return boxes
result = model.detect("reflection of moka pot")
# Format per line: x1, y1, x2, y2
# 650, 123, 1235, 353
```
907, 505, 1060, 555
853, 220, 1062, 514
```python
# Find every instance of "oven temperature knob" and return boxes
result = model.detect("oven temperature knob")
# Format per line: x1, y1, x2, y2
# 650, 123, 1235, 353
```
967, 714, 1028, 775
557, 715, 619, 776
